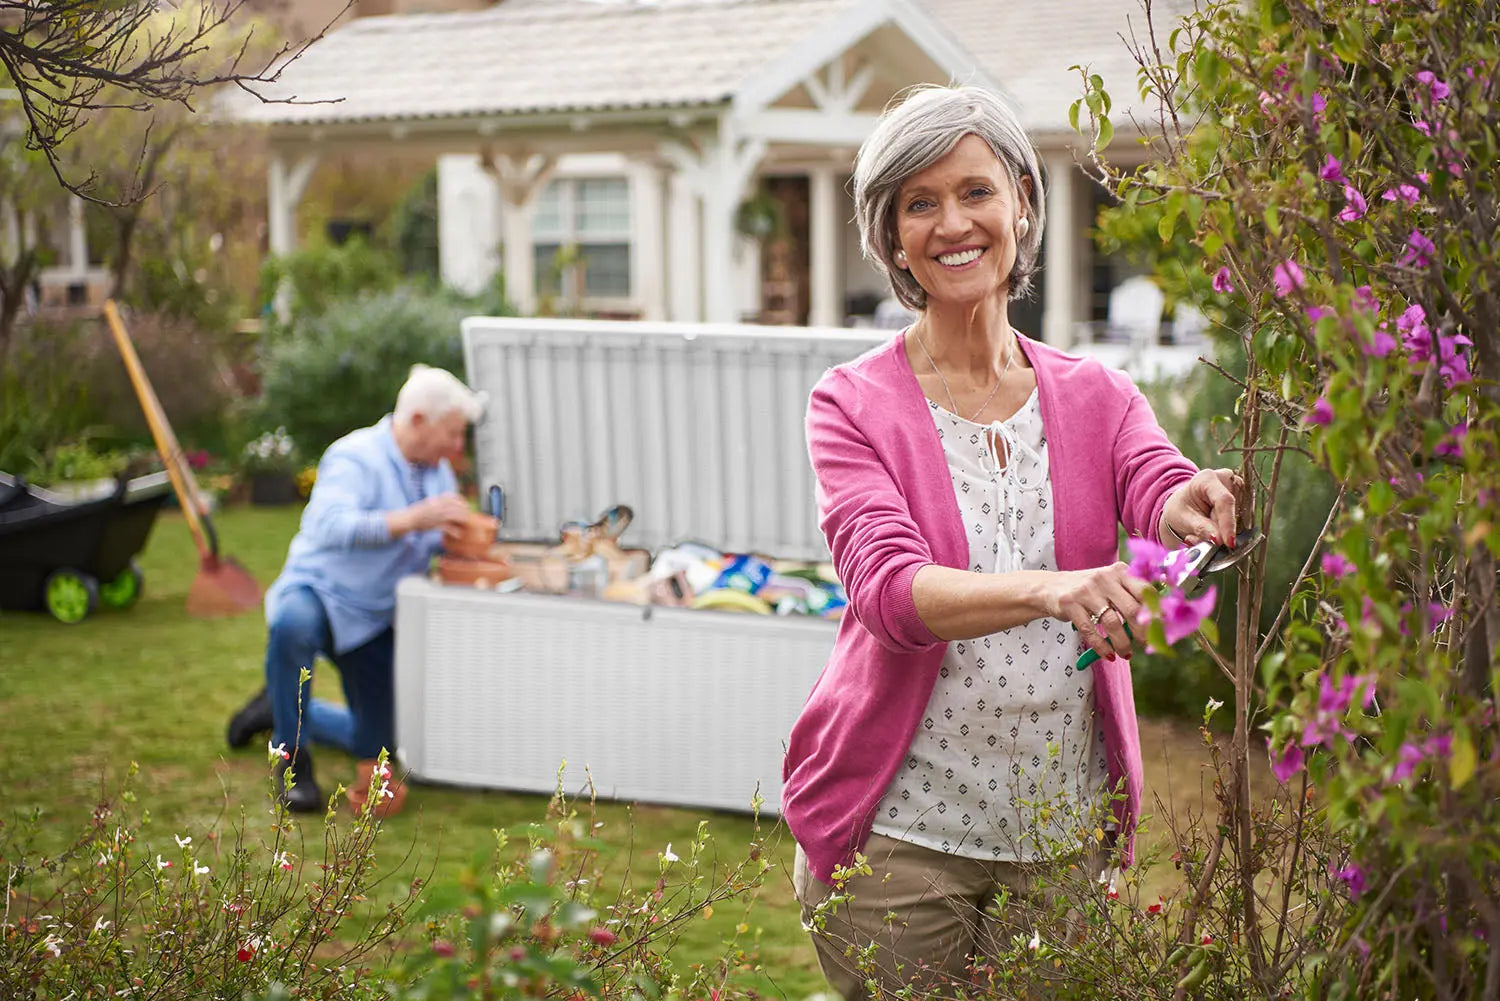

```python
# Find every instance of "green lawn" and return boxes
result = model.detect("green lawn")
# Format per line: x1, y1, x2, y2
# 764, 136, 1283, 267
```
0, 504, 1233, 997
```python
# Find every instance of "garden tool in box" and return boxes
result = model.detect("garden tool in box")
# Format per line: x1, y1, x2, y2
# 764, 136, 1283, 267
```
104, 301, 263, 617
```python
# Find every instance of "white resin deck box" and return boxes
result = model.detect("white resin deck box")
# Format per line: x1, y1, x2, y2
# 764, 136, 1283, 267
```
393, 318, 884, 813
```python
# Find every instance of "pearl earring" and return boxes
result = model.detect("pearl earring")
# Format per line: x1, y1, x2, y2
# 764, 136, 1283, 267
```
1017, 216, 1031, 239
894, 249, 908, 267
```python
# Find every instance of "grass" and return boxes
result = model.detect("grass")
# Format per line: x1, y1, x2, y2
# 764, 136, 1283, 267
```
0, 504, 1249, 997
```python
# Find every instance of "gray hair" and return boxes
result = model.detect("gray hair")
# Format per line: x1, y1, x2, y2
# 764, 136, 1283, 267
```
853, 85, 1046, 311
394, 364, 487, 424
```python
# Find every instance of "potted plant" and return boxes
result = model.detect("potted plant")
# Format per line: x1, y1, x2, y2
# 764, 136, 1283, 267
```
240, 427, 301, 506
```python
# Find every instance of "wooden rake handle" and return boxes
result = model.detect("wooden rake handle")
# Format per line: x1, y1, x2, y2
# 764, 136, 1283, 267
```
102, 300, 214, 560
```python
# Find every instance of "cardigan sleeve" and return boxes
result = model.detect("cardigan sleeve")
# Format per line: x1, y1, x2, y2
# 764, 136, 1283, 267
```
806, 371, 944, 654
1111, 380, 1199, 543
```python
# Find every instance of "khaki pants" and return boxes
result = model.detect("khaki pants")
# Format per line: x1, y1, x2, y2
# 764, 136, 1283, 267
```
794, 833, 1104, 1000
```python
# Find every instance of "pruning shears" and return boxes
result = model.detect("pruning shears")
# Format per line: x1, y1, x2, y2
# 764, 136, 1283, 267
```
1075, 527, 1266, 671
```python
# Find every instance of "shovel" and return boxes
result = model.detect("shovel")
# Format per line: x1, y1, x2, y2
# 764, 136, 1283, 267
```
1075, 527, 1265, 670
103, 301, 263, 617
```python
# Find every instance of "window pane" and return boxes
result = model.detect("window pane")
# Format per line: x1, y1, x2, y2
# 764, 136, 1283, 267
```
534, 243, 563, 296
574, 178, 630, 237
578, 242, 630, 298
532, 181, 565, 240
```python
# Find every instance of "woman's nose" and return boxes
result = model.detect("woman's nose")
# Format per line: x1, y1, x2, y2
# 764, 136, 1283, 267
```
934, 199, 969, 237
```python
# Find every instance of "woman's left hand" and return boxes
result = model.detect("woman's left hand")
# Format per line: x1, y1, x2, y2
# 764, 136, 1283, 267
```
1161, 468, 1243, 548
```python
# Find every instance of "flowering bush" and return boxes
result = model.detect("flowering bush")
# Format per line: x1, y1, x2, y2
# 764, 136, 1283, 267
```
240, 426, 299, 476
1054, 0, 1500, 996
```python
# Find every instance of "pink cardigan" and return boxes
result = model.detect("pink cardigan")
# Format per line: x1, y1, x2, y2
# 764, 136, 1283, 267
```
783, 332, 1197, 883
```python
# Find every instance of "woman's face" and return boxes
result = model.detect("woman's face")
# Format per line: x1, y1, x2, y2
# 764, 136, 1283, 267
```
893, 134, 1029, 310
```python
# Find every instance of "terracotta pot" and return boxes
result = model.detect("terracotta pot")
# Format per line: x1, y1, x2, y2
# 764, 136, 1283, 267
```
347, 759, 408, 819
435, 555, 514, 588
442, 513, 499, 558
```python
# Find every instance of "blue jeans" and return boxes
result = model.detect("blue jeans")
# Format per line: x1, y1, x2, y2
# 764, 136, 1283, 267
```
264, 585, 395, 760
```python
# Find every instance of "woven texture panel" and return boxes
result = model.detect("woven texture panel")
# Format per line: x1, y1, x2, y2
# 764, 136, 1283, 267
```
396, 578, 833, 814
462, 317, 883, 562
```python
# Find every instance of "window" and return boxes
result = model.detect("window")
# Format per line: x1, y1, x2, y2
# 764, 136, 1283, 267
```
531, 177, 632, 300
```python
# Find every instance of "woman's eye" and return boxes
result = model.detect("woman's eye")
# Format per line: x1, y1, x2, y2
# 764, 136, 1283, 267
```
906, 198, 932, 213
967, 186, 993, 199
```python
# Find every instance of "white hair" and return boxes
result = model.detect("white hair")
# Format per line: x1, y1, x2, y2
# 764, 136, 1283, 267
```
393, 364, 486, 424
853, 84, 1047, 311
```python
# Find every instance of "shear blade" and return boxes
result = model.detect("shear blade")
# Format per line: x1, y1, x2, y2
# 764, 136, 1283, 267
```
1205, 528, 1265, 573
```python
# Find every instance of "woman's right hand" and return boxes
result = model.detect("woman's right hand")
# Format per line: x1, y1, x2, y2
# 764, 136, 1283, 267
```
1041, 563, 1150, 662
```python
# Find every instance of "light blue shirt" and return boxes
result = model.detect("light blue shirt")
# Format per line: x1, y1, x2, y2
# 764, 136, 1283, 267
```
266, 415, 456, 653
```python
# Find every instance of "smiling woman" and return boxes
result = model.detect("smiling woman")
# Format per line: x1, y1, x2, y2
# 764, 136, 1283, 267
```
780, 84, 1244, 1000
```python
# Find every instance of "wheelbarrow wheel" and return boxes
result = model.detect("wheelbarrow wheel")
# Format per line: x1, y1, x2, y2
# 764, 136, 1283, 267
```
99, 560, 145, 609
44, 569, 99, 624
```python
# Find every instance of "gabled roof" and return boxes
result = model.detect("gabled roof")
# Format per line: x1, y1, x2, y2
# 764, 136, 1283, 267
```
924, 0, 1198, 136
230, 0, 863, 125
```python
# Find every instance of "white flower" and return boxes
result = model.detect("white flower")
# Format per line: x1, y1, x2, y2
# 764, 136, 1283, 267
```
174, 834, 192, 849
97, 852, 111, 867
93, 916, 111, 934
1205, 697, 1224, 714
274, 851, 293, 871
268, 740, 290, 762
661, 844, 680, 863
156, 855, 172, 870
1028, 930, 1041, 951
43, 933, 63, 958
193, 861, 210, 876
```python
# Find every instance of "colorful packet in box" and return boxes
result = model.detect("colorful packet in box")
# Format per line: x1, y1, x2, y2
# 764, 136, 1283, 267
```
712, 554, 773, 595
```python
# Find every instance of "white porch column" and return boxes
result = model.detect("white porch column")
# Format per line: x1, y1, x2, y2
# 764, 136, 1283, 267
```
266, 152, 319, 257
701, 186, 736, 324
66, 196, 88, 275
1041, 150, 1078, 348
629, 161, 667, 321
808, 165, 840, 328
481, 151, 556, 316
664, 163, 701, 322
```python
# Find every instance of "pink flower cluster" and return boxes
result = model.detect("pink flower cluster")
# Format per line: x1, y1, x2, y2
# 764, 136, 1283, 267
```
1124, 538, 1218, 646
1397, 304, 1471, 385
1389, 732, 1452, 784
1270, 671, 1376, 784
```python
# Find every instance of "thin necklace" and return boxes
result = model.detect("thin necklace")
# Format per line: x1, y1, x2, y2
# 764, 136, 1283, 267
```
915, 328, 1016, 423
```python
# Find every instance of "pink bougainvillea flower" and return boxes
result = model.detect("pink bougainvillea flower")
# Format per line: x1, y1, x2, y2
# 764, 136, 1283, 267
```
1212, 266, 1234, 293
1353, 285, 1379, 312
1434, 422, 1467, 458
1126, 537, 1170, 584
1270, 739, 1305, 783
1400, 229, 1436, 268
1307, 397, 1334, 426
1305, 304, 1336, 323
1337, 186, 1368, 222
1159, 585, 1217, 645
1415, 70, 1451, 101
1412, 119, 1433, 136
1363, 326, 1397, 358
1389, 742, 1426, 783
1321, 552, 1356, 578
1273, 260, 1306, 297
1331, 862, 1367, 900
1382, 183, 1422, 205
1310, 92, 1327, 120
1318, 154, 1346, 183
1437, 335, 1472, 385
1428, 602, 1454, 627
1423, 732, 1453, 758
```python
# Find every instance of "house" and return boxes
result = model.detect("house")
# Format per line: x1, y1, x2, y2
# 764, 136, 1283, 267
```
227, 0, 1202, 374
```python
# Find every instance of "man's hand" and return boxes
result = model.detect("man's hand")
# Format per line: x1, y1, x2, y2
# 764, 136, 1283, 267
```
388, 492, 470, 537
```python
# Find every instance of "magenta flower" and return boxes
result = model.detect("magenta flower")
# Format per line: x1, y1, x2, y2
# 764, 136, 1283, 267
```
1382, 183, 1422, 205
1270, 740, 1305, 783
1318, 672, 1375, 716
1162, 546, 1196, 587
1353, 285, 1379, 312
1330, 862, 1367, 900
1212, 266, 1234, 294
1412, 119, 1433, 136
1415, 70, 1451, 101
1126, 537, 1170, 584
1319, 154, 1346, 183
1307, 397, 1334, 426
1423, 732, 1453, 758
1428, 602, 1454, 627
1305, 304, 1336, 324
1321, 552, 1356, 578
1437, 334, 1472, 385
1389, 741, 1426, 783
1336, 186, 1368, 222
1159, 585, 1217, 645
1311, 92, 1328, 121
1364, 327, 1397, 358
1398, 304, 1432, 358
1273, 260, 1306, 297
1400, 229, 1436, 268
1435, 423, 1467, 458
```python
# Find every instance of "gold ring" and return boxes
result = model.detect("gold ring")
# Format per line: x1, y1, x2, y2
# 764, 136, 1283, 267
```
1089, 606, 1111, 625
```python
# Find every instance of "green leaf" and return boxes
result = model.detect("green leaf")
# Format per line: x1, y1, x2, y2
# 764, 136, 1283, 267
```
1450, 733, 1476, 789
1097, 115, 1114, 151
1069, 99, 1081, 134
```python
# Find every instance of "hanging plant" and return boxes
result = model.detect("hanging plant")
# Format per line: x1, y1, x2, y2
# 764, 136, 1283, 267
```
734, 187, 786, 242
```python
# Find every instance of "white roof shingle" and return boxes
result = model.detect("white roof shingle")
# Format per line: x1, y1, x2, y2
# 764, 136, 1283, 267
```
230, 0, 859, 125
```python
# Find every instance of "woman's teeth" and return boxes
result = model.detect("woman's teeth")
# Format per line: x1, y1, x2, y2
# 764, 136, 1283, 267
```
937, 248, 984, 267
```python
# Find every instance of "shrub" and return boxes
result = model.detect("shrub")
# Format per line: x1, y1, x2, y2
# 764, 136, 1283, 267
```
258, 238, 400, 329
257, 287, 468, 457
